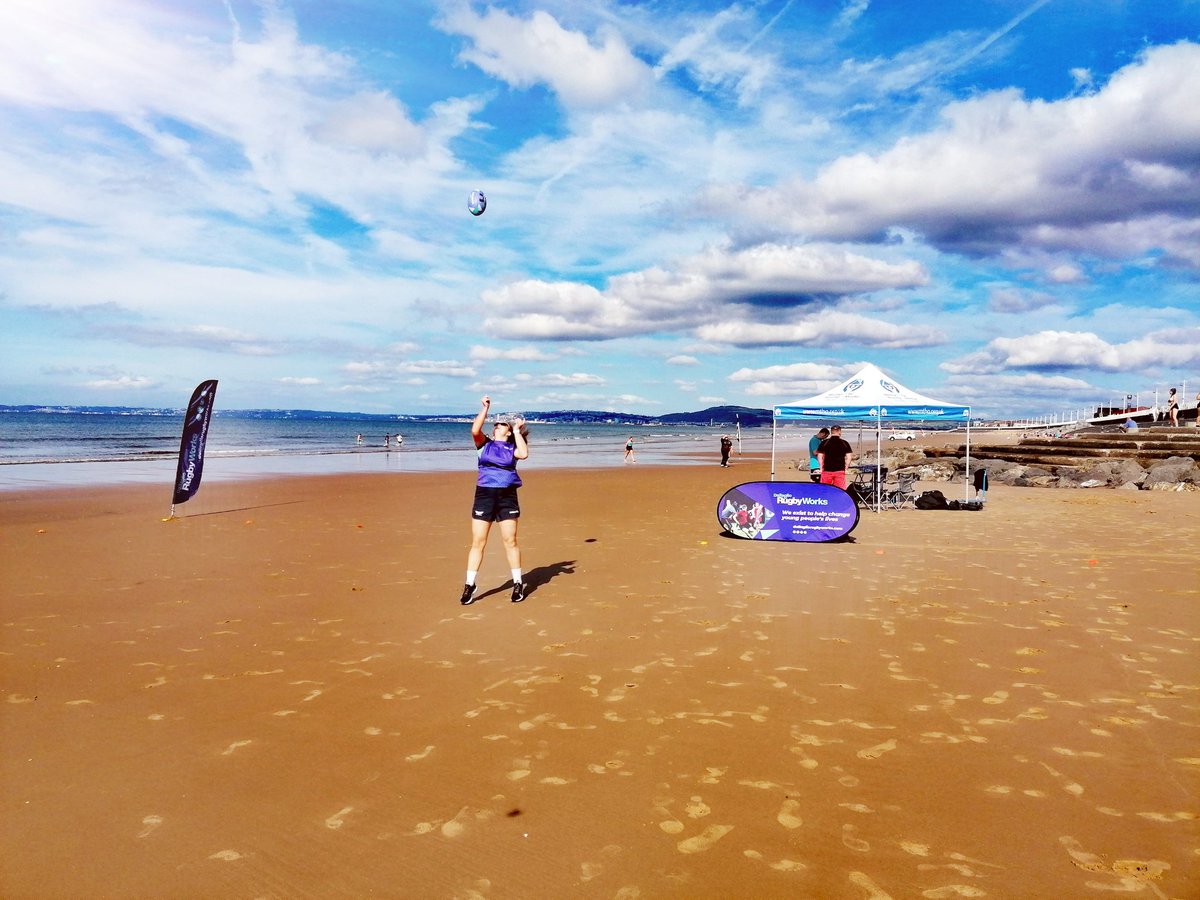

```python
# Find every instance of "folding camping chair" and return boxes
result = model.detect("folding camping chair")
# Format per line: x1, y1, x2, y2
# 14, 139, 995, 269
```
850, 466, 887, 510
884, 473, 918, 509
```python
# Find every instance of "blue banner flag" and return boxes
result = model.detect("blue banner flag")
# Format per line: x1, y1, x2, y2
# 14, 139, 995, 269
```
717, 481, 859, 543
172, 380, 218, 506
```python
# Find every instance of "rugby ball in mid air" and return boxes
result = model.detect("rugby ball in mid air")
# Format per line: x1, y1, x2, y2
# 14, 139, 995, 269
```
468, 190, 487, 216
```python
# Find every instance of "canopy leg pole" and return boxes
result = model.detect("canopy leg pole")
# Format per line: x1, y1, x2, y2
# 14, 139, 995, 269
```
876, 416, 882, 513
770, 417, 776, 481
965, 419, 972, 503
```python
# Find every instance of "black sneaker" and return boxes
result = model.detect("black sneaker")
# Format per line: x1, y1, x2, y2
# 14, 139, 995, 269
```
459, 583, 477, 605
510, 582, 527, 603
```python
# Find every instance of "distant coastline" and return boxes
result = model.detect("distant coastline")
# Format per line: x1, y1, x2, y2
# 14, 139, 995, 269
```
0, 403, 776, 428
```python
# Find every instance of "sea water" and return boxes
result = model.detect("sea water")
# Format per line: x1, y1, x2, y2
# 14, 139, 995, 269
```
0, 410, 743, 491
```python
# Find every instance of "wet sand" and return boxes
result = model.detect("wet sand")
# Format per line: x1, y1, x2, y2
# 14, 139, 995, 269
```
2, 459, 1197, 898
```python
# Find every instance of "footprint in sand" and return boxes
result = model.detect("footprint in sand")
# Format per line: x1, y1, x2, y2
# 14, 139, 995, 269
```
654, 798, 685, 834
857, 739, 897, 760
208, 850, 244, 861
221, 740, 252, 756
441, 807, 472, 838
406, 745, 435, 762
848, 871, 893, 898
921, 887, 987, 898
138, 815, 163, 838
677, 824, 733, 854
325, 806, 353, 829
776, 798, 803, 829
842, 823, 870, 852
685, 796, 710, 818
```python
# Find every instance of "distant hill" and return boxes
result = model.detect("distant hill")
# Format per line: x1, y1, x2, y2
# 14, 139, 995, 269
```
1, 404, 775, 426
654, 405, 773, 427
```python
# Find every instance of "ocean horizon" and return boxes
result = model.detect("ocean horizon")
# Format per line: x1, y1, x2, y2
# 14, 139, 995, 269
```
0, 409, 785, 492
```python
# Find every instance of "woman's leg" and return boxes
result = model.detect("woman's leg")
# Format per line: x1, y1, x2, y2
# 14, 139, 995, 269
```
467, 518, 491, 572
499, 518, 521, 572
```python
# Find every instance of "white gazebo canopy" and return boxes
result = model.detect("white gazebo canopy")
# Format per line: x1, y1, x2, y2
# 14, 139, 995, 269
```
772, 364, 972, 507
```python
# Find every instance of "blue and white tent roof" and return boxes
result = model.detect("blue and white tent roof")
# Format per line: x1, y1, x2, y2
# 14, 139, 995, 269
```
774, 364, 969, 421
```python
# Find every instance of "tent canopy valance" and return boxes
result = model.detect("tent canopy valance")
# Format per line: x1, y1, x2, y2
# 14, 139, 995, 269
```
773, 364, 970, 422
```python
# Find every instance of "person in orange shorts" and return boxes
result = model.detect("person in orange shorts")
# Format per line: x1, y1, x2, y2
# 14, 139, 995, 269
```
816, 425, 854, 490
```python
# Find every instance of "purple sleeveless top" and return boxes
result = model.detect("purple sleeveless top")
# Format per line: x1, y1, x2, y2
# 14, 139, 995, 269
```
476, 438, 522, 488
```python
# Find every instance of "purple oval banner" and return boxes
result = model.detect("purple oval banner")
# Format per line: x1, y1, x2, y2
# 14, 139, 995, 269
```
717, 481, 860, 543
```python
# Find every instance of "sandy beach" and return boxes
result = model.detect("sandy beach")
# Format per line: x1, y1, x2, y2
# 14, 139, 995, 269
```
2, 457, 1197, 898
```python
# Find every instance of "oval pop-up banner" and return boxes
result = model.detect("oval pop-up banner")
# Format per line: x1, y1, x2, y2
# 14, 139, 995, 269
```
717, 481, 860, 543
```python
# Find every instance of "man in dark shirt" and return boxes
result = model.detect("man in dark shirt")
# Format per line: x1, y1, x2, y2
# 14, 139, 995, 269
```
816, 425, 854, 490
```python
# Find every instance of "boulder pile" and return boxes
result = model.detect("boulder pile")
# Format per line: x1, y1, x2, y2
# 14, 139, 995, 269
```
863, 427, 1200, 491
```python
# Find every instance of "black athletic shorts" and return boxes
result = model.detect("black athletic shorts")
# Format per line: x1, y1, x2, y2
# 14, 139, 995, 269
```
472, 486, 521, 522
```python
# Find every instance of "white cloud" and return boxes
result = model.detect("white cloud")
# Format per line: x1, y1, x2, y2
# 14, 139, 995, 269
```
83, 374, 157, 390
439, 7, 652, 108
344, 359, 476, 379
278, 376, 320, 385
728, 360, 865, 397
986, 286, 1059, 314
715, 42, 1200, 267
514, 372, 606, 387
667, 355, 700, 365
943, 328, 1200, 374
469, 345, 559, 362
698, 309, 943, 349
482, 242, 928, 340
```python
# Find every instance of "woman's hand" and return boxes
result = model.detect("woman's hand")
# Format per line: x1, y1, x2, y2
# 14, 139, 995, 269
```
481, 395, 491, 409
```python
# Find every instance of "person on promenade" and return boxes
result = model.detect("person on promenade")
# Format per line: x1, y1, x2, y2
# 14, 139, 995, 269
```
808, 427, 829, 482
460, 396, 529, 606
624, 437, 636, 463
720, 434, 733, 467
816, 425, 854, 490
1167, 388, 1179, 426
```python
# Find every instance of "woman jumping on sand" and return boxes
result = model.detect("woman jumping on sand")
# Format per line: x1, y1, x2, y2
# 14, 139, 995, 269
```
459, 396, 529, 606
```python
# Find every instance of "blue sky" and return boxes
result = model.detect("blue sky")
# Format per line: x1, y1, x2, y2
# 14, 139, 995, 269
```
1, 0, 1197, 417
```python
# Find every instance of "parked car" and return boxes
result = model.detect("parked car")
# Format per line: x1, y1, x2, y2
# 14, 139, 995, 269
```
887, 430, 917, 441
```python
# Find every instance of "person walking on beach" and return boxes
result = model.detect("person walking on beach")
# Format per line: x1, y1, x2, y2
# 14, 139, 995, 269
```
720, 434, 733, 467
808, 427, 829, 482
460, 396, 529, 606
816, 425, 854, 490
1167, 388, 1180, 426
624, 437, 636, 463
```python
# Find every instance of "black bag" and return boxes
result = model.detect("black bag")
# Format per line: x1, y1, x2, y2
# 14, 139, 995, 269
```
915, 490, 949, 510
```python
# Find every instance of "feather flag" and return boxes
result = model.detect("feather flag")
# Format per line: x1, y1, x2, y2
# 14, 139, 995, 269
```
171, 380, 218, 507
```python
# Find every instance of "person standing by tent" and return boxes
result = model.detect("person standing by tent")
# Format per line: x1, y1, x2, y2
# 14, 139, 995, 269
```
808, 427, 829, 482
817, 425, 854, 490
